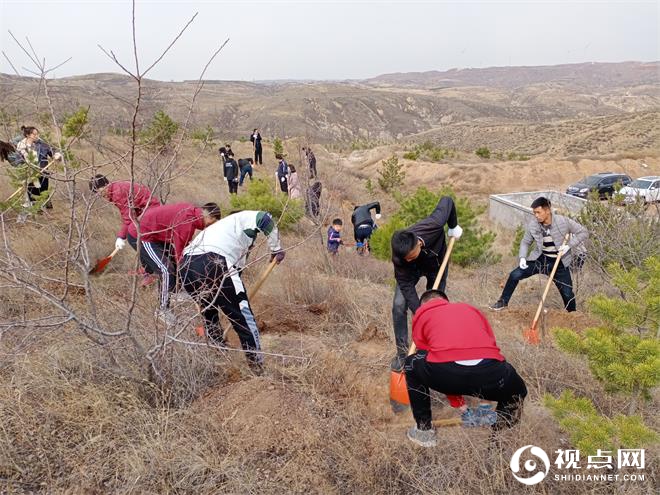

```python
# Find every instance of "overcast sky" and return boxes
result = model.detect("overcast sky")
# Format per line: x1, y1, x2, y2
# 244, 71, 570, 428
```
0, 1, 657, 81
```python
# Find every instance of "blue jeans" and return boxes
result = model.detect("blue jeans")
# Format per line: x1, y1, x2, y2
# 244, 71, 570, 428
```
239, 166, 253, 186
500, 255, 576, 311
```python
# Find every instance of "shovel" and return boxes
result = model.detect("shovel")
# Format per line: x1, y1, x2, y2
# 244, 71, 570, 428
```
89, 247, 120, 275
195, 258, 278, 338
390, 236, 456, 412
523, 234, 570, 344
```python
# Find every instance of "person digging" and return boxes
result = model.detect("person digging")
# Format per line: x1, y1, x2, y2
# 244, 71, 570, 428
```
390, 196, 462, 371
180, 210, 285, 371
405, 289, 528, 447
489, 196, 588, 312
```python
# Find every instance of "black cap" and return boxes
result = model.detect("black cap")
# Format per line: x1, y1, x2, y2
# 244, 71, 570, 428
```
89, 174, 109, 192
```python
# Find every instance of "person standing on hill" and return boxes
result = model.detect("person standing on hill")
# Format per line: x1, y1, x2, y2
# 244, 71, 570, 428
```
15, 126, 60, 209
250, 129, 263, 165
89, 174, 161, 285
224, 153, 240, 194
405, 290, 527, 447
180, 210, 285, 370
390, 196, 462, 371
489, 196, 588, 313
302, 147, 317, 178
276, 154, 289, 194
128, 202, 221, 325
351, 201, 381, 251
287, 165, 302, 199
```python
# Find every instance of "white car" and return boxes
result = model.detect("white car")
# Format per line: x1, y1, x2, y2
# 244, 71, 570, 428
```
619, 176, 660, 204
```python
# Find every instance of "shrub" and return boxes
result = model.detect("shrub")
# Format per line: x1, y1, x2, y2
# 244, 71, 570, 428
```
370, 187, 499, 267
402, 151, 419, 161
229, 179, 303, 231
140, 110, 178, 149
62, 107, 89, 141
510, 225, 526, 257
273, 137, 284, 157
190, 125, 214, 144
475, 147, 491, 159
544, 391, 656, 455
365, 178, 375, 197
377, 155, 406, 194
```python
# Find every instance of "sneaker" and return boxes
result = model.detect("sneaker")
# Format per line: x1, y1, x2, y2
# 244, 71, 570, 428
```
461, 408, 480, 427
406, 426, 437, 448
489, 299, 508, 311
155, 308, 177, 326
476, 404, 497, 427
140, 274, 158, 287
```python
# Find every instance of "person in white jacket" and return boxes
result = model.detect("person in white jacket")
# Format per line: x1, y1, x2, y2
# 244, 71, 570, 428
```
180, 210, 285, 368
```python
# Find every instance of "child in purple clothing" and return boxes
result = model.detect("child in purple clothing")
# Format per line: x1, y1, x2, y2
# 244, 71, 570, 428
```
327, 218, 344, 254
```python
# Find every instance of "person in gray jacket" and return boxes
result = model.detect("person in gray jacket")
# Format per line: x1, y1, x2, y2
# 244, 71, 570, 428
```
489, 196, 588, 312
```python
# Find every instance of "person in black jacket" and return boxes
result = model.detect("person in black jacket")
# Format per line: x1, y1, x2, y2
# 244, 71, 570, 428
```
224, 154, 240, 194
351, 202, 381, 251
250, 129, 263, 165
390, 196, 463, 371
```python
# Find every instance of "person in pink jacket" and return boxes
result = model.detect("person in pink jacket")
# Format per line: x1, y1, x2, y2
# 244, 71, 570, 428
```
287, 165, 302, 199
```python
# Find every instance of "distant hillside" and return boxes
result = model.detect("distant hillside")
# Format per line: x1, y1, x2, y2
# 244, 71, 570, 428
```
1, 62, 658, 148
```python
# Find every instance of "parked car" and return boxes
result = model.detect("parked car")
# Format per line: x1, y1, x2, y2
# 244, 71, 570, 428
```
619, 176, 660, 204
566, 172, 632, 199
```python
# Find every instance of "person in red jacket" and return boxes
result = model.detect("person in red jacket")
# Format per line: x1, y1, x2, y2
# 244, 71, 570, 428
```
404, 290, 527, 448
128, 202, 221, 325
89, 174, 161, 285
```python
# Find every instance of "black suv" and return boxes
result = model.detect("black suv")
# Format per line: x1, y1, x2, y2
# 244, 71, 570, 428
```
566, 173, 632, 199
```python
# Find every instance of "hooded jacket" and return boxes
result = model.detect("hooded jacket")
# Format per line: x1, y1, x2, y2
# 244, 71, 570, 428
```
128, 202, 205, 263
393, 196, 457, 313
412, 298, 505, 363
106, 181, 160, 239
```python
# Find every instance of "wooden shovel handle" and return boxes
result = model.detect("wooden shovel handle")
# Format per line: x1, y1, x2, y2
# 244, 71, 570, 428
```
249, 258, 278, 298
530, 233, 570, 327
408, 236, 457, 356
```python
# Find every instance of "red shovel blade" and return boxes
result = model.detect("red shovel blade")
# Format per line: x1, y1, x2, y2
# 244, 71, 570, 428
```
89, 255, 114, 275
195, 325, 205, 337
523, 323, 541, 345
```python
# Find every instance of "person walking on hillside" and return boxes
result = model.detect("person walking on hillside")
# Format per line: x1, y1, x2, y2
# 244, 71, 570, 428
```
224, 153, 240, 194
390, 196, 463, 371
287, 165, 302, 199
302, 147, 317, 178
238, 158, 254, 186
489, 196, 588, 313
180, 210, 285, 370
351, 201, 381, 252
128, 202, 221, 325
405, 289, 527, 447
276, 154, 289, 194
15, 126, 60, 209
250, 129, 263, 165
89, 174, 161, 285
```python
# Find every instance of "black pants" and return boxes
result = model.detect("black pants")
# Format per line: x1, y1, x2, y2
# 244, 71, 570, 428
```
279, 177, 288, 193
353, 222, 374, 243
139, 241, 176, 309
500, 255, 576, 311
254, 147, 262, 165
127, 234, 154, 274
228, 180, 238, 194
405, 355, 527, 430
27, 174, 49, 202
180, 253, 263, 364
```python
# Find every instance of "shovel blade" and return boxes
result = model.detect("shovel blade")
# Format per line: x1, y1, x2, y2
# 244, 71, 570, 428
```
89, 255, 113, 275
389, 369, 410, 412
195, 325, 205, 337
523, 324, 541, 345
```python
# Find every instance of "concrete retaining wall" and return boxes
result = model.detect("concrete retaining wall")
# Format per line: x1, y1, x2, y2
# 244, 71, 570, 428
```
489, 191, 586, 230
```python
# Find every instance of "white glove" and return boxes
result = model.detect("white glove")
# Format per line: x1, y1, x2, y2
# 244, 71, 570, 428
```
223, 177, 227, 181
519, 258, 528, 270
447, 225, 463, 239
53, 152, 62, 161
280, 177, 286, 182
115, 237, 127, 250
558, 245, 570, 256
375, 213, 382, 220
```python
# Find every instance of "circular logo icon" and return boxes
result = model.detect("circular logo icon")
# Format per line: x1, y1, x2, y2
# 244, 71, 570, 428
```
510, 445, 550, 485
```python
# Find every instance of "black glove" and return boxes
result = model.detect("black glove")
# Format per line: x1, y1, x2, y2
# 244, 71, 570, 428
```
271, 250, 286, 264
